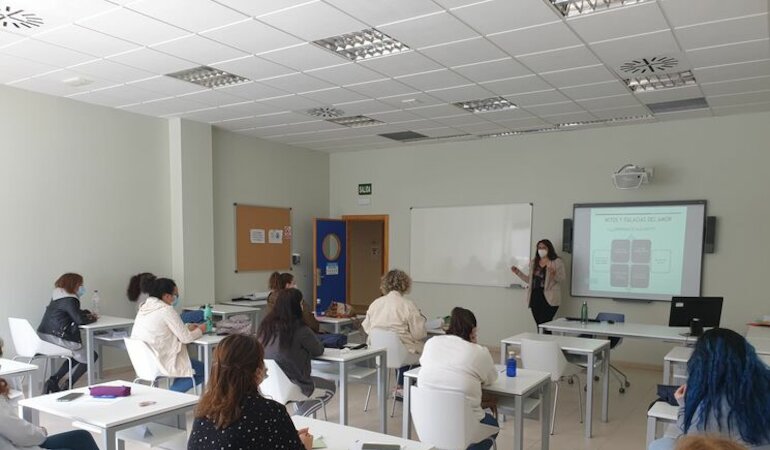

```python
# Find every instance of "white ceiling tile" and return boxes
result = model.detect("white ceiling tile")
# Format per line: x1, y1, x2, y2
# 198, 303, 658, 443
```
451, 0, 558, 36
408, 103, 470, 119
127, 75, 206, 96
507, 89, 571, 107
634, 85, 704, 104
427, 84, 495, 102
260, 73, 335, 93
332, 99, 394, 115
474, 108, 532, 122
568, 2, 669, 43
12, 1, 116, 33
366, 109, 425, 123
398, 69, 470, 91
217, 81, 290, 100
0, 30, 25, 47
306, 63, 384, 86
654, 109, 712, 121
712, 101, 770, 116
2, 39, 96, 67
0, 53, 58, 83
541, 111, 598, 124
414, 126, 469, 138
686, 39, 770, 68
590, 105, 651, 119
218, 100, 275, 117
177, 88, 245, 107
128, 0, 247, 33
180, 107, 234, 123
707, 90, 770, 107
212, 0, 319, 18
658, 0, 768, 28
576, 94, 642, 110
260, 43, 346, 71
700, 76, 770, 96
492, 117, 551, 130
457, 122, 508, 134
325, 0, 442, 27
300, 87, 368, 105
35, 25, 139, 58
259, 120, 345, 135
32, 68, 115, 90
259, 94, 323, 111
559, 80, 631, 100
452, 58, 533, 83
541, 64, 617, 88
693, 59, 770, 83
675, 14, 769, 51
85, 84, 167, 104
10, 73, 109, 97
151, 35, 248, 65
124, 96, 208, 116
517, 45, 602, 73
346, 79, 417, 98
378, 92, 444, 109
434, 114, 486, 127
258, 1, 366, 41
488, 22, 581, 56
256, 111, 322, 126
78, 8, 188, 46
109, 48, 196, 74
526, 101, 585, 116
379, 12, 478, 49
420, 37, 508, 68
68, 89, 138, 108
481, 74, 553, 95
201, 19, 303, 54
591, 30, 681, 67
359, 51, 442, 77
211, 56, 295, 81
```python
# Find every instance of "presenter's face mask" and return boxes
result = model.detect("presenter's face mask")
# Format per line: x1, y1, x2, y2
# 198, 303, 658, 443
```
537, 249, 548, 258
77, 285, 86, 297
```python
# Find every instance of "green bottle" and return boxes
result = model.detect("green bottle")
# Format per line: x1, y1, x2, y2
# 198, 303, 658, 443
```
580, 301, 588, 323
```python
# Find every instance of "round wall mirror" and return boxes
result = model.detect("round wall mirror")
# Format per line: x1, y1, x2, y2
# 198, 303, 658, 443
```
322, 234, 341, 261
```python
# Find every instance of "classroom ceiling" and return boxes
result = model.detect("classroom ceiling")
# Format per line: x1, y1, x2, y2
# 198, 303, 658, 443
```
1, 0, 769, 152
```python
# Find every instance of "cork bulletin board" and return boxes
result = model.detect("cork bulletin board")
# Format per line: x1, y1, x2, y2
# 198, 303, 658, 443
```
235, 203, 292, 272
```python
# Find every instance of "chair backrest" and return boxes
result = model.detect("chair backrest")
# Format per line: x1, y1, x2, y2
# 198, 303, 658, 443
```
596, 312, 625, 348
8, 318, 42, 357
368, 328, 413, 369
260, 359, 306, 405
521, 338, 567, 382
124, 337, 165, 382
410, 386, 476, 450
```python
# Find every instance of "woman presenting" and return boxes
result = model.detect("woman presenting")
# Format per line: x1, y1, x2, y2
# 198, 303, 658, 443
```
511, 239, 566, 328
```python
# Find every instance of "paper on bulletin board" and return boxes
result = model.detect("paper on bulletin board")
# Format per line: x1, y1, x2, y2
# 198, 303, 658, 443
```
284, 225, 292, 239
250, 229, 265, 244
268, 229, 283, 244
326, 263, 339, 275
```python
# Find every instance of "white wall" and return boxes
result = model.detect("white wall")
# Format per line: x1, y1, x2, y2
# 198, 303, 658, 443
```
212, 129, 329, 303
0, 85, 172, 368
330, 112, 770, 365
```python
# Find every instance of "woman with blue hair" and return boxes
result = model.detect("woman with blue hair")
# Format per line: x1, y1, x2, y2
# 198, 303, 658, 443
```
649, 328, 770, 450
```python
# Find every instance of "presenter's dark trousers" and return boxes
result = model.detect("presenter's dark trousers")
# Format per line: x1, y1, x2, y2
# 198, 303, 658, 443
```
530, 288, 558, 333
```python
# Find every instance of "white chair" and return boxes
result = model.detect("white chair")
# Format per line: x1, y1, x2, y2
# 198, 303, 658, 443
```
520, 338, 583, 435
411, 386, 499, 450
8, 317, 75, 392
123, 338, 198, 395
260, 359, 329, 419
368, 328, 419, 417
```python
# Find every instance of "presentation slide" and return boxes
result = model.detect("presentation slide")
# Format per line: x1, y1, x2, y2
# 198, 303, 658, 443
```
571, 201, 705, 301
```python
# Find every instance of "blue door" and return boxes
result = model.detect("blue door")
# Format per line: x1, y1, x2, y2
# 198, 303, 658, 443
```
314, 219, 347, 314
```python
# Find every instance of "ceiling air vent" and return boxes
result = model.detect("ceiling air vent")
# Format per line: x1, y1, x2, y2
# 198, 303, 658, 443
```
378, 131, 428, 142
548, 0, 648, 17
1, 5, 43, 28
166, 66, 249, 89
619, 56, 679, 74
307, 107, 344, 119
646, 97, 709, 114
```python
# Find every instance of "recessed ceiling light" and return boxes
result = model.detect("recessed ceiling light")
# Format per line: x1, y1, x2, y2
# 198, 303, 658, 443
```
549, 0, 648, 17
619, 56, 679, 74
326, 115, 383, 128
307, 106, 345, 119
1, 5, 43, 29
453, 96, 517, 113
625, 70, 696, 92
313, 28, 410, 62
480, 115, 653, 138
166, 66, 250, 89
646, 98, 709, 114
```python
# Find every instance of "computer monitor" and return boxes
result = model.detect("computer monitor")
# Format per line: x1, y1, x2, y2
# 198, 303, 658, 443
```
668, 297, 724, 328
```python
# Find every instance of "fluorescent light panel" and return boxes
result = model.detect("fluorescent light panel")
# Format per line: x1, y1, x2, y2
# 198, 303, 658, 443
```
481, 115, 653, 138
166, 66, 250, 89
314, 28, 410, 62
625, 70, 696, 92
549, 0, 648, 17
326, 115, 383, 127
453, 96, 517, 113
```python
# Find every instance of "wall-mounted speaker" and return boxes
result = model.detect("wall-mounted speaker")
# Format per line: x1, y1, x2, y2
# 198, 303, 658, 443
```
562, 218, 573, 253
704, 216, 717, 254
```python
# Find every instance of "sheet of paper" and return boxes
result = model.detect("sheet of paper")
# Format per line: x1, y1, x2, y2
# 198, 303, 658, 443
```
250, 229, 265, 244
268, 229, 283, 244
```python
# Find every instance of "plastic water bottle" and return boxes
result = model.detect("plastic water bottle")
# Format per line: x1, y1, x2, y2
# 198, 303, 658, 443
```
91, 290, 101, 315
316, 298, 323, 316
580, 301, 588, 323
203, 304, 213, 333
506, 350, 517, 377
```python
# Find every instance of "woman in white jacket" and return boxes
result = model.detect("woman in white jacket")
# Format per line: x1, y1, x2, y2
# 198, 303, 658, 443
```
131, 278, 206, 392
0, 378, 99, 450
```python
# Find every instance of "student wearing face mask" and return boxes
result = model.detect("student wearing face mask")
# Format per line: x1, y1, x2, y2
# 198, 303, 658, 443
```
37, 273, 98, 393
511, 239, 566, 329
131, 278, 206, 393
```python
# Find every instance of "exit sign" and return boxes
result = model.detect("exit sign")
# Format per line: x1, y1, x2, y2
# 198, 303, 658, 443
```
358, 183, 372, 195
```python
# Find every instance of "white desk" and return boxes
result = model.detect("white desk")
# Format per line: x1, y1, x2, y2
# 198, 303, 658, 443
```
540, 318, 699, 345
293, 416, 432, 450
315, 316, 360, 334
80, 316, 134, 386
313, 347, 388, 433
183, 304, 261, 333
403, 366, 551, 450
663, 346, 692, 385
747, 336, 770, 356
19, 381, 198, 450
190, 334, 226, 388
221, 299, 267, 308
0, 358, 38, 398
501, 333, 610, 438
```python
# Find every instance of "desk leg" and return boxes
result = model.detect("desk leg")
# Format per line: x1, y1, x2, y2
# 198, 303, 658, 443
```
585, 353, 595, 438
379, 352, 387, 434
541, 381, 552, 450
663, 359, 671, 385
103, 428, 116, 450
514, 395, 524, 450
402, 375, 414, 439
601, 348, 609, 422
339, 362, 348, 425
86, 330, 95, 386
27, 371, 35, 399
500, 343, 508, 366
202, 345, 212, 390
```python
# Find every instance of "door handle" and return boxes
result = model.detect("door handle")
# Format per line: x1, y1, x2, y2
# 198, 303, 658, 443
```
316, 268, 323, 287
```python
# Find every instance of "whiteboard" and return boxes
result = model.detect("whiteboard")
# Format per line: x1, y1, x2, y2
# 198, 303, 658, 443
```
410, 203, 532, 288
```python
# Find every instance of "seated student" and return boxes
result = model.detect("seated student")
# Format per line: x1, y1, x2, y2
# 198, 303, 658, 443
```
189, 334, 312, 450
267, 272, 320, 333
126, 272, 156, 311
257, 288, 335, 416
362, 269, 427, 391
130, 278, 206, 393
419, 307, 498, 450
37, 273, 97, 393
0, 378, 100, 450
649, 328, 770, 450
676, 436, 748, 450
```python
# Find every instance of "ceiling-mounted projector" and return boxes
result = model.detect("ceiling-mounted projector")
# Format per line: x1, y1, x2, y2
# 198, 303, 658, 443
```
612, 164, 653, 189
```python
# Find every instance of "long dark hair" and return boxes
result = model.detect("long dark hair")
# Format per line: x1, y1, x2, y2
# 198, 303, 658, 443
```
127, 272, 156, 301
683, 328, 770, 444
268, 272, 294, 291
195, 334, 264, 429
533, 239, 558, 272
447, 307, 477, 342
257, 288, 303, 350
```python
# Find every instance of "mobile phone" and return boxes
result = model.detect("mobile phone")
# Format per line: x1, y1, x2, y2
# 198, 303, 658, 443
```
57, 393, 84, 402
361, 444, 401, 450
